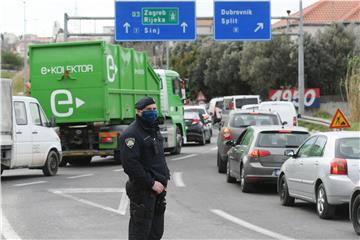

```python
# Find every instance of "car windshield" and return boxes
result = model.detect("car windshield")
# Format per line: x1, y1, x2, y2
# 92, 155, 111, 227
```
230, 113, 280, 128
256, 131, 310, 148
184, 112, 199, 120
185, 108, 206, 116
335, 137, 360, 159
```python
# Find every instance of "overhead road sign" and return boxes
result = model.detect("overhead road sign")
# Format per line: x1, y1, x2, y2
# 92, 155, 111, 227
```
329, 109, 351, 129
214, 0, 271, 41
115, 0, 196, 41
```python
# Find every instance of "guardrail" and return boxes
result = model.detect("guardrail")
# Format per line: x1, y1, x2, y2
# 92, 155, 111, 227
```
299, 115, 331, 127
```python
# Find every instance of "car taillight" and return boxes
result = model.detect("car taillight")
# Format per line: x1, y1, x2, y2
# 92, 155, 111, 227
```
249, 149, 271, 158
229, 103, 235, 110
293, 116, 298, 126
101, 137, 113, 143
330, 158, 347, 175
192, 119, 200, 125
223, 127, 232, 140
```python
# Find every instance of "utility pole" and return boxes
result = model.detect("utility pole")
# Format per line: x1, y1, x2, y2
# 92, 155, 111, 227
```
23, 0, 27, 93
298, 0, 305, 116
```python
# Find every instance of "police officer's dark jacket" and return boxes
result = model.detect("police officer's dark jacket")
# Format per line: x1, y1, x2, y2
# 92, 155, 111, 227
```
119, 116, 170, 190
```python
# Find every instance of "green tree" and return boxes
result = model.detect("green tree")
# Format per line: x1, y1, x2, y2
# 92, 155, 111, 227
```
1, 50, 23, 70
240, 36, 296, 98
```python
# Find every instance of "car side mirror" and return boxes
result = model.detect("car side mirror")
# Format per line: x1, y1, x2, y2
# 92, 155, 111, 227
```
284, 149, 295, 157
226, 140, 235, 147
282, 121, 288, 126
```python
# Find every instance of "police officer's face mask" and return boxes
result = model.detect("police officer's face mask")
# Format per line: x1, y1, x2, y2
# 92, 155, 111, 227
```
141, 110, 158, 123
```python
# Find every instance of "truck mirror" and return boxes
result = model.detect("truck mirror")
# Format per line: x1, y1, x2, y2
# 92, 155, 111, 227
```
49, 116, 56, 128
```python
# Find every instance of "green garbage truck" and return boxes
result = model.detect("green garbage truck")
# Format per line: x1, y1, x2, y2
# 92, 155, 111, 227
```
29, 41, 186, 165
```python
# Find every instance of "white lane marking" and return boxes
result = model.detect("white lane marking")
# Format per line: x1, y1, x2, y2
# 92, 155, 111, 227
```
67, 174, 94, 179
171, 154, 198, 161
118, 192, 129, 215
173, 172, 185, 187
113, 169, 124, 172
1, 210, 22, 240
211, 209, 294, 240
210, 147, 218, 151
13, 181, 47, 187
49, 188, 128, 215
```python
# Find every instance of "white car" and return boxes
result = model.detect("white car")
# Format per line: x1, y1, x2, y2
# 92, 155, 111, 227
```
259, 101, 298, 127
278, 131, 360, 219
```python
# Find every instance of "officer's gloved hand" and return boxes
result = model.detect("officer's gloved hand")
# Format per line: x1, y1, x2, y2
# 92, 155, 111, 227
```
152, 181, 165, 194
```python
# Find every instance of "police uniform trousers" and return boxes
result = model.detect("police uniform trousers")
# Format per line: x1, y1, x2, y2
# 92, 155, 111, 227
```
126, 181, 166, 240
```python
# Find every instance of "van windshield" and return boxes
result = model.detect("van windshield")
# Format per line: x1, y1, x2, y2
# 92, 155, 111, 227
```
236, 98, 258, 109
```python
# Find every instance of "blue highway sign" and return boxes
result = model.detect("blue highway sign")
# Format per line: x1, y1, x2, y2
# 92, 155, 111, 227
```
115, 0, 196, 41
214, 0, 271, 41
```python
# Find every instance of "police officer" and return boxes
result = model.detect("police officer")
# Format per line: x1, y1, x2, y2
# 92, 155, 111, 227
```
119, 96, 170, 240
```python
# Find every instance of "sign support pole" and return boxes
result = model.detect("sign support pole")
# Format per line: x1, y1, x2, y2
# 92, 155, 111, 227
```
298, 0, 305, 116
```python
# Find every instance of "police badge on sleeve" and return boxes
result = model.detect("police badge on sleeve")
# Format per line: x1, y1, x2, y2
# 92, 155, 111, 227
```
125, 138, 135, 149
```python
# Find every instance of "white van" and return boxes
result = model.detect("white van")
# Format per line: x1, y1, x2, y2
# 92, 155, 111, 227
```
223, 95, 261, 113
259, 101, 298, 127
208, 97, 224, 123
1, 80, 62, 176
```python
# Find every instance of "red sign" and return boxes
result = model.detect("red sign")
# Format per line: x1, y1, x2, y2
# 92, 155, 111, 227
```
268, 88, 320, 108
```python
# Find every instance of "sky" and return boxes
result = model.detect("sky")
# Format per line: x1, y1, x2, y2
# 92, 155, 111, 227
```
0, 0, 319, 37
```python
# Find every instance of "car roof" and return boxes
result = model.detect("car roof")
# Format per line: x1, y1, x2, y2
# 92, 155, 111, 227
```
229, 109, 278, 115
223, 95, 260, 99
248, 125, 309, 133
311, 131, 360, 138
13, 96, 37, 102
184, 105, 206, 110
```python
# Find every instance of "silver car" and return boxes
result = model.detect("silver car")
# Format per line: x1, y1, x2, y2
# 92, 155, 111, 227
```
279, 131, 360, 219
350, 185, 360, 235
226, 125, 309, 192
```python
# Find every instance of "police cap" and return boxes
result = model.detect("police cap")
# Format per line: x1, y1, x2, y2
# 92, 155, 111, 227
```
135, 96, 156, 110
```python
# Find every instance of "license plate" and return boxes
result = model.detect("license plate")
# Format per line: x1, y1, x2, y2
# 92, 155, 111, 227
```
273, 169, 280, 176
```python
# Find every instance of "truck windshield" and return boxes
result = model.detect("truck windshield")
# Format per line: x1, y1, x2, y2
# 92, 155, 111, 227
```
172, 77, 182, 98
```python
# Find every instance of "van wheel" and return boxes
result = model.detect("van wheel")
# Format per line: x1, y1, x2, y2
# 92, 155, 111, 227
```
316, 183, 335, 219
171, 127, 182, 155
42, 150, 59, 176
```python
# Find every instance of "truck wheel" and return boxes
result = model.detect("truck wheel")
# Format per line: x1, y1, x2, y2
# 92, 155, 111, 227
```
42, 150, 59, 176
59, 157, 68, 167
68, 157, 92, 166
171, 127, 182, 155
113, 150, 122, 164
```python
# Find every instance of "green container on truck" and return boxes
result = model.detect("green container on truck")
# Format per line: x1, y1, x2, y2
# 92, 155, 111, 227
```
29, 41, 186, 165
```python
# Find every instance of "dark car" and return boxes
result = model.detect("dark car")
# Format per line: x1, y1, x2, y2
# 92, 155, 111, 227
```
217, 110, 282, 173
226, 125, 310, 193
184, 112, 211, 145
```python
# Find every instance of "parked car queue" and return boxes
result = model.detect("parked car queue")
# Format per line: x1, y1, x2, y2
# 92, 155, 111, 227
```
216, 116, 359, 235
